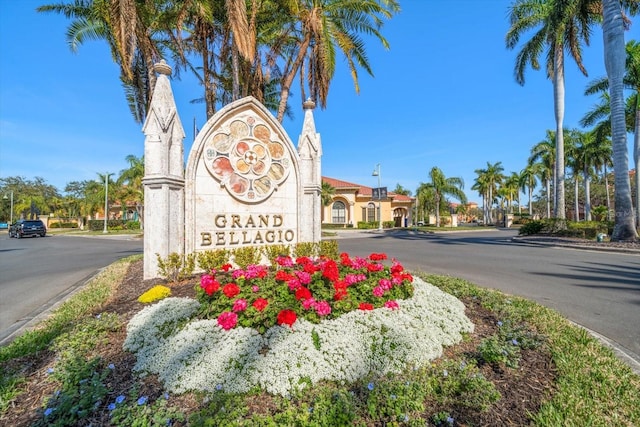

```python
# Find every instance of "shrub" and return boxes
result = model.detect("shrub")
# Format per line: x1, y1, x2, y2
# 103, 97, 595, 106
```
518, 220, 545, 235
232, 246, 262, 268
197, 249, 231, 273
87, 219, 139, 231
262, 244, 291, 265
319, 240, 339, 259
138, 285, 171, 303
156, 253, 196, 283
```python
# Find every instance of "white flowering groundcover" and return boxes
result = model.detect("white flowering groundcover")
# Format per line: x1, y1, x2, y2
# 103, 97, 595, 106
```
123, 277, 473, 396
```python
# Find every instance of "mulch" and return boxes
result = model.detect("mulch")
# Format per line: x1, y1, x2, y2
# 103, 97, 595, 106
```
1, 259, 557, 426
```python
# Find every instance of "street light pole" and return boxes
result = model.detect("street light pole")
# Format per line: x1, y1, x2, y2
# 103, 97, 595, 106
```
372, 164, 382, 231
103, 173, 110, 234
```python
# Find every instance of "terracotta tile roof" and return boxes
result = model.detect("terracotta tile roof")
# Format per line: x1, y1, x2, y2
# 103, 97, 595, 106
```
322, 176, 413, 202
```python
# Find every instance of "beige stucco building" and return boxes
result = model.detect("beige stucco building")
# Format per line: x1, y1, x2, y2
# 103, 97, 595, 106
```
322, 177, 415, 228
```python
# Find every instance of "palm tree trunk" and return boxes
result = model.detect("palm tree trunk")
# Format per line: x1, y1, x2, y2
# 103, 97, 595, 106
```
546, 178, 551, 219
603, 0, 638, 241
634, 106, 639, 228
583, 166, 591, 221
528, 184, 533, 216
277, 36, 312, 122
574, 177, 579, 221
604, 165, 611, 220
553, 47, 566, 220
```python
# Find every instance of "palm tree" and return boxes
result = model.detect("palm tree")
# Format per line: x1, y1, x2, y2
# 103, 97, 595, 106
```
393, 184, 412, 196
273, 0, 400, 122
37, 0, 162, 123
321, 181, 336, 207
474, 162, 504, 224
471, 173, 489, 224
506, 0, 598, 220
529, 131, 557, 218
520, 163, 541, 216
118, 155, 145, 229
582, 40, 640, 228
419, 167, 466, 228
503, 172, 521, 214
602, 0, 638, 240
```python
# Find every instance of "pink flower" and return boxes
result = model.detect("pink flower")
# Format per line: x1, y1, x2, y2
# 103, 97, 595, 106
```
378, 278, 392, 290
315, 301, 331, 316
287, 278, 301, 291
200, 275, 220, 296
275, 256, 294, 267
384, 300, 399, 310
372, 286, 385, 297
217, 311, 238, 330
232, 299, 248, 312
302, 297, 316, 310
252, 285, 260, 292
231, 269, 246, 280
295, 270, 312, 285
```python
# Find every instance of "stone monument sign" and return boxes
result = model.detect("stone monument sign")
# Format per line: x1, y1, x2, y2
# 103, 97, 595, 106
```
143, 61, 321, 279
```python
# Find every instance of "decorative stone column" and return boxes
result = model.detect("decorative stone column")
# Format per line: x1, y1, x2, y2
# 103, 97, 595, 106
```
297, 98, 322, 243
142, 60, 186, 279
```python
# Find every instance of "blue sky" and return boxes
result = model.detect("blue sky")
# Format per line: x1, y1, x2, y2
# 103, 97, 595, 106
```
0, 1, 636, 204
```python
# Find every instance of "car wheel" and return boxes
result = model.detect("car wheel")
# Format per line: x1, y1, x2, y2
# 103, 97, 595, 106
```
16, 232, 21, 239
41, 232, 46, 237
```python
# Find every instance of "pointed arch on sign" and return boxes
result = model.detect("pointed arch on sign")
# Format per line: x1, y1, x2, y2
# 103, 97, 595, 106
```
185, 96, 301, 256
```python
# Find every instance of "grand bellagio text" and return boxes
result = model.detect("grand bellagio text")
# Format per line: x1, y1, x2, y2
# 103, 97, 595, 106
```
200, 214, 295, 246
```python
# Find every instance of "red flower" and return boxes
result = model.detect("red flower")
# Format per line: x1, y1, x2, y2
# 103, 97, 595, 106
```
333, 279, 348, 290
358, 303, 374, 311
295, 287, 312, 301
275, 270, 294, 282
369, 253, 387, 261
221, 263, 233, 272
252, 298, 269, 312
296, 256, 313, 266
222, 283, 240, 298
303, 262, 319, 274
333, 288, 348, 301
277, 309, 297, 327
200, 275, 220, 296
390, 262, 404, 274
322, 260, 340, 282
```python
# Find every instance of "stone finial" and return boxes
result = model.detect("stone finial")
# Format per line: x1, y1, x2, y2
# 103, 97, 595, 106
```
154, 60, 172, 76
303, 98, 315, 110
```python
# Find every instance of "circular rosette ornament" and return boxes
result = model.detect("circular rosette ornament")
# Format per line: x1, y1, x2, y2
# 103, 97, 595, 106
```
204, 125, 291, 202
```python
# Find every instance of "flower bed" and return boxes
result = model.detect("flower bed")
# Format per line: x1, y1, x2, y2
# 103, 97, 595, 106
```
124, 253, 473, 396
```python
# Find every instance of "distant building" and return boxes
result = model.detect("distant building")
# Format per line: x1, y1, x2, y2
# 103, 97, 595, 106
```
322, 176, 414, 228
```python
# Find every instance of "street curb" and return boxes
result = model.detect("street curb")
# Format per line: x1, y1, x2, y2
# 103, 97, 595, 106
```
511, 236, 640, 255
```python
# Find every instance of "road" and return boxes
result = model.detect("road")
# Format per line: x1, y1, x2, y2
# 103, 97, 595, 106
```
336, 228, 640, 368
0, 233, 142, 345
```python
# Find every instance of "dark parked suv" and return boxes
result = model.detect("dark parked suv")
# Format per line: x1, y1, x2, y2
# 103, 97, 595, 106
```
9, 219, 47, 238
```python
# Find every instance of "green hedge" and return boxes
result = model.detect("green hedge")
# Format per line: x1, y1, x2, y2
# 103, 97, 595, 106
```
519, 218, 610, 239
87, 220, 140, 231
49, 222, 79, 229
